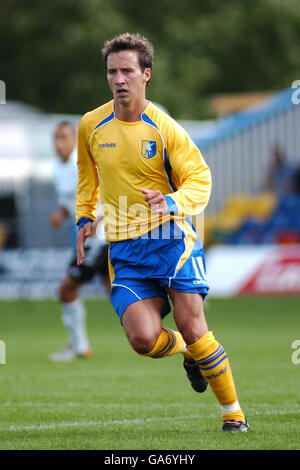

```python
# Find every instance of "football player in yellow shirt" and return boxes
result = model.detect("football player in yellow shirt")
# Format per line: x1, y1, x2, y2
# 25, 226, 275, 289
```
76, 33, 249, 432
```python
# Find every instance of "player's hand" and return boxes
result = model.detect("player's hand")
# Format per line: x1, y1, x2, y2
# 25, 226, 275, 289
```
49, 208, 69, 228
76, 222, 93, 265
142, 189, 168, 215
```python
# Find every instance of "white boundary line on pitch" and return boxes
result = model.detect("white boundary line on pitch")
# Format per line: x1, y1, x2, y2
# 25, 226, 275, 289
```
1, 401, 300, 409
1, 407, 300, 433
0, 401, 211, 408
1, 414, 212, 432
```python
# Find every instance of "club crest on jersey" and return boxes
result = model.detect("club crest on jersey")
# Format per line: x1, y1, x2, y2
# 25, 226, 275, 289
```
141, 140, 157, 159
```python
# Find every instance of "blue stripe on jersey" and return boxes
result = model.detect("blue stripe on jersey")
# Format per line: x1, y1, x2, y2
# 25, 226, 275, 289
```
89, 111, 115, 150
94, 111, 115, 130
141, 112, 158, 129
142, 112, 177, 193
164, 195, 178, 215
163, 148, 177, 192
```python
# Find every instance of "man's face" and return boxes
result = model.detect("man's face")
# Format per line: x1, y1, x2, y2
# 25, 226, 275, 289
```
54, 125, 76, 161
106, 50, 151, 107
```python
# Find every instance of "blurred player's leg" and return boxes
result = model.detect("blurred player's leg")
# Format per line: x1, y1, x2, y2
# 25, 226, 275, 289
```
49, 275, 91, 362
61, 298, 91, 355
94, 243, 111, 296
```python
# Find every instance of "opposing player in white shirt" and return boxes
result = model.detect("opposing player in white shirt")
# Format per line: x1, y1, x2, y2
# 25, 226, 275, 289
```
49, 121, 109, 361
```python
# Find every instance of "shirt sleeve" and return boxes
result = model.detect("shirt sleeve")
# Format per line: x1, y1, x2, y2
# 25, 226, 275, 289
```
76, 117, 100, 223
165, 122, 212, 216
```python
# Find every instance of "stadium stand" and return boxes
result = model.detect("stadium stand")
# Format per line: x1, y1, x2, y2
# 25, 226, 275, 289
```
193, 87, 300, 216
191, 87, 300, 247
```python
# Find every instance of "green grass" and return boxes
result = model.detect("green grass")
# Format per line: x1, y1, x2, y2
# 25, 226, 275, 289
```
0, 296, 300, 450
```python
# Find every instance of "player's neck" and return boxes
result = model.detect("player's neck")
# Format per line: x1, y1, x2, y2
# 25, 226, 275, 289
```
114, 98, 149, 122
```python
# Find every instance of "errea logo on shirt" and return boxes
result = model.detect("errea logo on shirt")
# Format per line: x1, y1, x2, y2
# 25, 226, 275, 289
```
98, 143, 116, 148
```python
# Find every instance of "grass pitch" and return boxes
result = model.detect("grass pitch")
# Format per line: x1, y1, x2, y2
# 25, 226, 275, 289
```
0, 296, 299, 450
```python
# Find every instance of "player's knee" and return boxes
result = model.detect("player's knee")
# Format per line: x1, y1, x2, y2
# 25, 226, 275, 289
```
58, 281, 76, 303
58, 284, 68, 302
58, 283, 65, 302
128, 332, 156, 355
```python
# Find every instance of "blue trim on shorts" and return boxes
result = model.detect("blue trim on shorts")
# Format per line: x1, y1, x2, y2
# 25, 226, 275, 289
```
110, 279, 171, 322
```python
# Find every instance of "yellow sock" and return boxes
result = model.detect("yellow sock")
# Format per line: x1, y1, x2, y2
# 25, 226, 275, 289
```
187, 331, 245, 422
141, 327, 187, 358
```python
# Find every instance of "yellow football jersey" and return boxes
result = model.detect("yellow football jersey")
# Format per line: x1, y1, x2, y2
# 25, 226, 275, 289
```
76, 100, 211, 241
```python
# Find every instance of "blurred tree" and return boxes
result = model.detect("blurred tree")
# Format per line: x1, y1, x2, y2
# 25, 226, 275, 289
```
2, 0, 300, 118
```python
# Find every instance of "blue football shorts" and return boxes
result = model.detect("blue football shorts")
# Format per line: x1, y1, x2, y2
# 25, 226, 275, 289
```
109, 219, 209, 321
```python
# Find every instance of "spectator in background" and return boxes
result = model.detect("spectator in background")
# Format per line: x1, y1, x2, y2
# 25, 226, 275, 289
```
49, 121, 110, 362
263, 144, 298, 195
